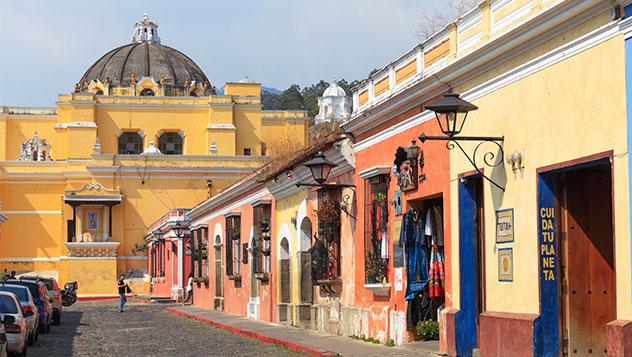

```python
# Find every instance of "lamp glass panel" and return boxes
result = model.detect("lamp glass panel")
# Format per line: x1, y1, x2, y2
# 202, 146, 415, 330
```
310, 165, 324, 184
321, 164, 332, 183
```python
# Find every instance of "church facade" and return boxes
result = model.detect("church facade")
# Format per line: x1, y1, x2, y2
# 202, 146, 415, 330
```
0, 14, 308, 296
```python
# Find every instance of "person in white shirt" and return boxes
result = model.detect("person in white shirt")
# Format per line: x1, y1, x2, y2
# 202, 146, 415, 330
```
182, 273, 193, 305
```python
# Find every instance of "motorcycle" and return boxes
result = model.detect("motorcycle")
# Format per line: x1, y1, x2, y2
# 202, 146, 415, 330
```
61, 281, 78, 307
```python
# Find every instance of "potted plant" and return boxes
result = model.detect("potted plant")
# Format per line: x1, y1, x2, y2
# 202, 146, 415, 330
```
416, 320, 439, 341
317, 200, 340, 223
374, 192, 387, 202
365, 253, 386, 284
260, 218, 270, 232
233, 227, 240, 239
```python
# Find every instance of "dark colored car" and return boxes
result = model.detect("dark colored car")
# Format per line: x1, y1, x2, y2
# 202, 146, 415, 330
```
4, 280, 51, 334
19, 277, 62, 325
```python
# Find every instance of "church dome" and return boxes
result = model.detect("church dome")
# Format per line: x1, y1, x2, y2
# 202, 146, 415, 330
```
322, 81, 346, 97
77, 14, 210, 95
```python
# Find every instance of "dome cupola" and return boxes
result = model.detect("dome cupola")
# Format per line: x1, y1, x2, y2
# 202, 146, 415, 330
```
77, 14, 212, 97
315, 80, 352, 125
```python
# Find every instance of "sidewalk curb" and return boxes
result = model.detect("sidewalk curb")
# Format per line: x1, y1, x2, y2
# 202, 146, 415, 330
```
165, 307, 335, 357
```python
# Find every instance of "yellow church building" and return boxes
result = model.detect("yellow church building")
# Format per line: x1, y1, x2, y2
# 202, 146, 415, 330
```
0, 14, 308, 296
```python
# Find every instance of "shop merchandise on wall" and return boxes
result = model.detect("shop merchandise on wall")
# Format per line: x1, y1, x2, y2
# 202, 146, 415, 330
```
399, 206, 445, 330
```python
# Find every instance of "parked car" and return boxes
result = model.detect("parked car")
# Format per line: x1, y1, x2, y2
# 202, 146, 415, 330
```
0, 285, 38, 346
0, 320, 8, 357
20, 276, 62, 325
5, 280, 51, 334
0, 292, 27, 356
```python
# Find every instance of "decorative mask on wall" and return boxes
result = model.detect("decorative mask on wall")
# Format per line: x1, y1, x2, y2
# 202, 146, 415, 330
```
393, 141, 421, 192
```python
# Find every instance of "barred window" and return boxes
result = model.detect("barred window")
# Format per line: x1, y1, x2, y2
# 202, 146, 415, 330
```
225, 216, 241, 276
364, 174, 389, 284
313, 188, 342, 281
118, 132, 143, 154
252, 203, 271, 275
158, 133, 183, 155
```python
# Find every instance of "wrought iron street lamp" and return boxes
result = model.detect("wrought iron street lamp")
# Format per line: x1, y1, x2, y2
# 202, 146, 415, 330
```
303, 152, 336, 184
296, 151, 356, 218
419, 92, 505, 191
172, 220, 185, 239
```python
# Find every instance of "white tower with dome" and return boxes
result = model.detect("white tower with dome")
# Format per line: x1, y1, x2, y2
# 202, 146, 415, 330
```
315, 80, 352, 124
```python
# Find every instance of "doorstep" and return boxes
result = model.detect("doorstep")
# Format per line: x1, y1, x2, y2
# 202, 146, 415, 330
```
403, 340, 441, 355
165, 305, 437, 357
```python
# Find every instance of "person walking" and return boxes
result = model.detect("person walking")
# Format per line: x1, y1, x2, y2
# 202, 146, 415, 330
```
181, 274, 193, 305
117, 276, 131, 312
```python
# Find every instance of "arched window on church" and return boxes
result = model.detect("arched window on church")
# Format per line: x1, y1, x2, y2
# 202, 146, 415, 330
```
158, 132, 183, 155
118, 132, 143, 154
140, 88, 155, 96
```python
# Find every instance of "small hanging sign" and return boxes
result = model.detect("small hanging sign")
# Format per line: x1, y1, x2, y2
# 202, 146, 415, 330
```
393, 243, 404, 267
394, 268, 403, 291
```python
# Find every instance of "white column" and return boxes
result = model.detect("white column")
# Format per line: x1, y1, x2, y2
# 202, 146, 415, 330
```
76, 206, 83, 242
416, 47, 424, 76
177, 238, 183, 289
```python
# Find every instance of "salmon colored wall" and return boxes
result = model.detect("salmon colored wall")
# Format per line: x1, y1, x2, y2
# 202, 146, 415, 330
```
193, 191, 277, 322
353, 114, 451, 343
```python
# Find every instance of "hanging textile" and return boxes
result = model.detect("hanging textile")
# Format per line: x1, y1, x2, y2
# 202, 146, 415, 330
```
401, 209, 428, 301
431, 205, 444, 247
428, 247, 445, 298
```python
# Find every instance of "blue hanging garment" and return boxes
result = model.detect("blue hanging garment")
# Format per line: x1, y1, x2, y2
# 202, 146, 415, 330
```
402, 209, 428, 300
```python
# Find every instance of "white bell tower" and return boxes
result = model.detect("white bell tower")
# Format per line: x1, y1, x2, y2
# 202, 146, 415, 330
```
315, 80, 352, 125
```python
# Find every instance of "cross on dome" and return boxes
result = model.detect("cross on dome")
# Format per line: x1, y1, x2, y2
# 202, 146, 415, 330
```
132, 13, 160, 44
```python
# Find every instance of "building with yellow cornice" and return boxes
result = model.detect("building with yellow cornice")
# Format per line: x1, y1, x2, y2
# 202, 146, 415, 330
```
0, 14, 308, 296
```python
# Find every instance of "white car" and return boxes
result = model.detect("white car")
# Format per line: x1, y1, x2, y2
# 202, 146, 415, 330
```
0, 292, 27, 356
0, 285, 38, 346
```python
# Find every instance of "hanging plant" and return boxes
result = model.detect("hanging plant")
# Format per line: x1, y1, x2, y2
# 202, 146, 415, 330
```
374, 192, 387, 202
317, 200, 340, 223
365, 253, 386, 283
233, 227, 240, 238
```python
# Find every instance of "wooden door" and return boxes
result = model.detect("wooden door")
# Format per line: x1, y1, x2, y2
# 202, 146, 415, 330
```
560, 169, 615, 355
215, 245, 223, 297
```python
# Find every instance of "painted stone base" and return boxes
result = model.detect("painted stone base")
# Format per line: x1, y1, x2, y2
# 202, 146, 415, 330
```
340, 306, 369, 338
214, 297, 224, 311
247, 297, 260, 320
311, 301, 341, 335
293, 303, 311, 328
440, 308, 458, 357
479, 311, 538, 357
607, 320, 632, 356
275, 303, 289, 323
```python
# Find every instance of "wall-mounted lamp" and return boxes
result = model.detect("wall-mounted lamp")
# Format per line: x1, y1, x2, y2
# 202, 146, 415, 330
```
507, 151, 524, 173
419, 92, 505, 191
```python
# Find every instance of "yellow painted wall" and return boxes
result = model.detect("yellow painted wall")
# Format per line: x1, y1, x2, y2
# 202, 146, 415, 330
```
448, 14, 631, 320
374, 77, 390, 97
395, 59, 417, 85
424, 40, 450, 67
274, 191, 307, 325
224, 82, 261, 97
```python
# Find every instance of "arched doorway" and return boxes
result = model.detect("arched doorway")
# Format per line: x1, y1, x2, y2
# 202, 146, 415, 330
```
214, 234, 223, 310
299, 217, 313, 304
279, 237, 291, 323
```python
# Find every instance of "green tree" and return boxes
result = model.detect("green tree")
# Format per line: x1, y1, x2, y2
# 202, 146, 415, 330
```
261, 90, 280, 110
301, 80, 329, 118
278, 84, 304, 110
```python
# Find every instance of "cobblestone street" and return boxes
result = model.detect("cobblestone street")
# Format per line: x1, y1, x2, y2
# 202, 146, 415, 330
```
29, 300, 302, 356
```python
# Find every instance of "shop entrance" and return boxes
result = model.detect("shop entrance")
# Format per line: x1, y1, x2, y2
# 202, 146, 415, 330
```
406, 195, 446, 324
455, 175, 485, 356
558, 164, 614, 356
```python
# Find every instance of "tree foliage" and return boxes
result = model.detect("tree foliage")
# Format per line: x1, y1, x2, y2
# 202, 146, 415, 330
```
417, 0, 479, 40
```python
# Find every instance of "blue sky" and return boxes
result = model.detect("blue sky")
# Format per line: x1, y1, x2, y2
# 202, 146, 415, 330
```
0, 0, 445, 106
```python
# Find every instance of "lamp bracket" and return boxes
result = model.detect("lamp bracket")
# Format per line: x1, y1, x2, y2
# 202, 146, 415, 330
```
418, 133, 505, 191
295, 182, 357, 219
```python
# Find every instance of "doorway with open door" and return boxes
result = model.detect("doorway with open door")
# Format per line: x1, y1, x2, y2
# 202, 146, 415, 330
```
455, 174, 485, 356
537, 157, 615, 356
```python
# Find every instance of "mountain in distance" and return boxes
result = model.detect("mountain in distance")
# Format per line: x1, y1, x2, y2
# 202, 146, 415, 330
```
261, 86, 282, 95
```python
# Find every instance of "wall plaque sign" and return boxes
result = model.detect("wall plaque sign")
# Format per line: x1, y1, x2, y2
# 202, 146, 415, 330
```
392, 243, 404, 267
496, 208, 514, 243
498, 248, 513, 282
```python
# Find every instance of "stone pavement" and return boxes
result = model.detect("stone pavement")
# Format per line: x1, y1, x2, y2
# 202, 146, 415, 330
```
30, 300, 302, 356
166, 304, 439, 357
